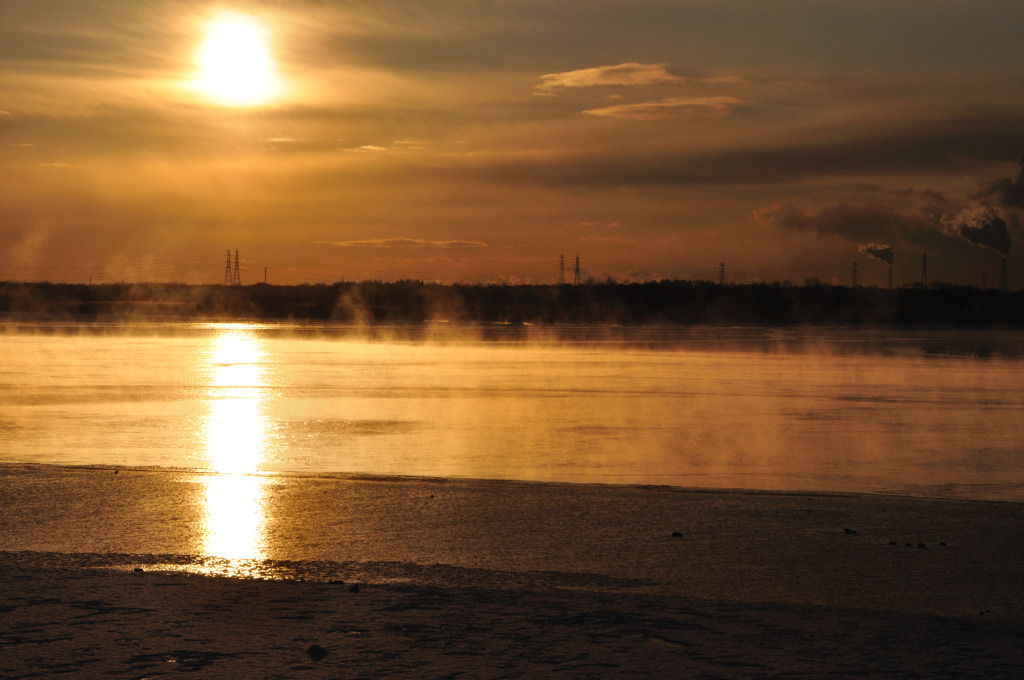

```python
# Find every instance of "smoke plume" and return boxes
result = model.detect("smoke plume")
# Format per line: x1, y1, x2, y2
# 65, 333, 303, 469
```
941, 205, 1012, 255
977, 156, 1024, 208
858, 243, 894, 264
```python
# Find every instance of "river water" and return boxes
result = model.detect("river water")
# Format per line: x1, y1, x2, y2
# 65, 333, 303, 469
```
2, 322, 1023, 501
3, 321, 1023, 582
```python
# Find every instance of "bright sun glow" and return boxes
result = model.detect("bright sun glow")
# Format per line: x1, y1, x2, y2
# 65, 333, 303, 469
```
195, 13, 279, 106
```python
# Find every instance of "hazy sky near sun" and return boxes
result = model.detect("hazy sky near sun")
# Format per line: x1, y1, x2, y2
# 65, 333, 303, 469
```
3, 0, 1024, 286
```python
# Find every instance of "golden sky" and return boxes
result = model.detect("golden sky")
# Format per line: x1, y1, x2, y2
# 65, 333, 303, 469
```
3, 1, 1024, 287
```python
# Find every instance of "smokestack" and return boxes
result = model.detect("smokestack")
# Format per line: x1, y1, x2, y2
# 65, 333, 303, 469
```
1002, 255, 1008, 292
858, 243, 894, 287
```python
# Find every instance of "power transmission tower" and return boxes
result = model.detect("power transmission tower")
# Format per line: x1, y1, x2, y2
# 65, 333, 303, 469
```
573, 255, 581, 286
558, 255, 566, 284
224, 249, 233, 285
718, 262, 726, 285
233, 250, 241, 286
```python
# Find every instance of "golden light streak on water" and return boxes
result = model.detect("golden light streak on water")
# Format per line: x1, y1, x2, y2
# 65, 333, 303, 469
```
200, 325, 269, 562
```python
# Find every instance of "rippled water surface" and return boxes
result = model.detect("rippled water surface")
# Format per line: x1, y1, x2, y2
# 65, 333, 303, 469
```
2, 322, 1023, 501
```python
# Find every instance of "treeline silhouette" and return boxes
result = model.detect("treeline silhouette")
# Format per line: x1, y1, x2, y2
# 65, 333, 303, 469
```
1, 280, 1022, 326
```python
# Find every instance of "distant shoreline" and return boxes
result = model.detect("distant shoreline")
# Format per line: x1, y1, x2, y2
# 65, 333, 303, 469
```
2, 279, 1023, 326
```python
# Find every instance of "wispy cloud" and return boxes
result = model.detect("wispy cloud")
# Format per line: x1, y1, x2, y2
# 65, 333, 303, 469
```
583, 96, 742, 121
536, 63, 743, 93
337, 145, 389, 153
318, 238, 488, 248
537, 63, 688, 92
335, 141, 429, 153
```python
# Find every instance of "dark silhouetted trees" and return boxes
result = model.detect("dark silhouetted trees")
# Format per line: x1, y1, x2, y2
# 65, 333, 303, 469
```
1, 279, 1022, 326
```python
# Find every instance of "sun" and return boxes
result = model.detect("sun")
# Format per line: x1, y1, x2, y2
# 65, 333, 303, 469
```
194, 13, 280, 106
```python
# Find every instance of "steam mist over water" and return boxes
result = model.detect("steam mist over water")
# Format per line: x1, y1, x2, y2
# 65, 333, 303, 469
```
2, 322, 1024, 502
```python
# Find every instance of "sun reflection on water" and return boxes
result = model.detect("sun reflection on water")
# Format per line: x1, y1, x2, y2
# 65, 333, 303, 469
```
200, 326, 270, 563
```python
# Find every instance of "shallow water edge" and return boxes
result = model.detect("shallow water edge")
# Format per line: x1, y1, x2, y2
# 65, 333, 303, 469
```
3, 461, 1023, 622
